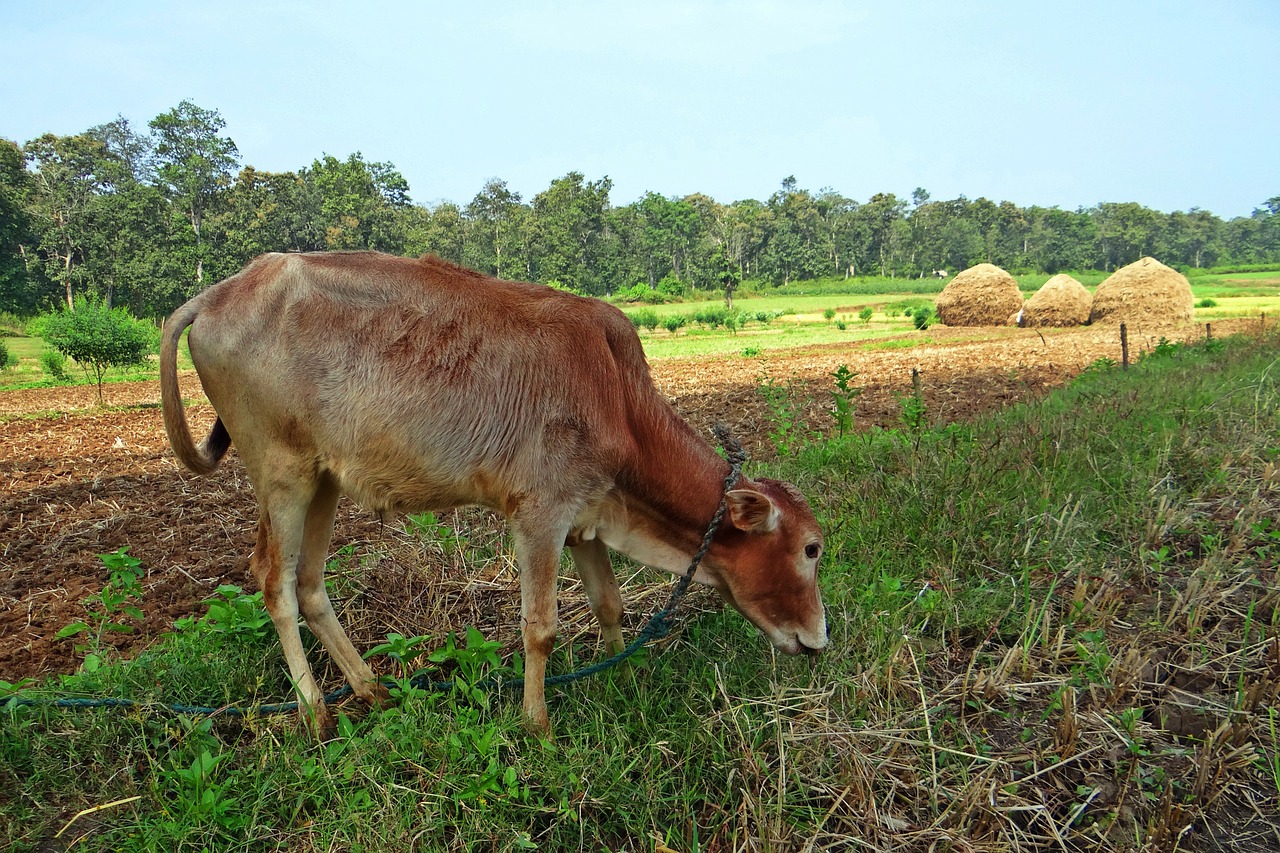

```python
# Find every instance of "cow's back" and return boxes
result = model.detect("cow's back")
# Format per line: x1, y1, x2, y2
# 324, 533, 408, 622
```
187, 252, 647, 515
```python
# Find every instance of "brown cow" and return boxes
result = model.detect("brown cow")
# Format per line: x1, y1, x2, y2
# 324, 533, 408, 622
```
160, 251, 826, 735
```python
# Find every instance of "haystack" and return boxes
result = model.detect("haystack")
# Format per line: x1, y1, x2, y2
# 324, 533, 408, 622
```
934, 263, 1024, 326
1022, 274, 1092, 327
1089, 257, 1194, 325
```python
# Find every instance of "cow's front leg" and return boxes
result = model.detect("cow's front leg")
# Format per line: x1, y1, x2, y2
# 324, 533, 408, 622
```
512, 525, 564, 736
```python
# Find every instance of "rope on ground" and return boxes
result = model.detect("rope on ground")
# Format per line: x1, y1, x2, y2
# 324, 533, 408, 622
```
1, 426, 748, 720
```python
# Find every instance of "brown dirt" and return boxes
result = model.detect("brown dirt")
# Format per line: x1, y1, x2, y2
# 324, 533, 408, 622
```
0, 319, 1259, 683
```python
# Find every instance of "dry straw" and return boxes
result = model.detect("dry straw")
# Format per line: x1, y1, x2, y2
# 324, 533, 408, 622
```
1022, 274, 1092, 327
935, 263, 1024, 326
1089, 256, 1195, 326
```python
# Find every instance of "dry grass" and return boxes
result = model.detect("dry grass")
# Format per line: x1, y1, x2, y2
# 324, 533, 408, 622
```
936, 264, 1026, 327
1090, 257, 1196, 326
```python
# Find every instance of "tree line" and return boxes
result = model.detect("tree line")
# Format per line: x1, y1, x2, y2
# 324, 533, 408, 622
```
3, 100, 1278, 318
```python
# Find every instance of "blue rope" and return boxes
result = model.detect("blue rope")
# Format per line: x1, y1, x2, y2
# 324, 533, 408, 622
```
2, 428, 747, 721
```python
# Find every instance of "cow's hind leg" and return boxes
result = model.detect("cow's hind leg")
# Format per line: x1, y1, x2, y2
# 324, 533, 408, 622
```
295, 473, 389, 708
251, 489, 332, 735
568, 538, 624, 655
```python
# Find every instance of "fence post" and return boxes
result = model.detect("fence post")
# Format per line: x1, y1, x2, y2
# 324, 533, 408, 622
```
1120, 322, 1129, 369
1205, 322, 1212, 341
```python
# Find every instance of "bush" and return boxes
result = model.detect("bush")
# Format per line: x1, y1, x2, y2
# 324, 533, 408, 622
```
823, 307, 837, 323
41, 302, 158, 403
656, 275, 686, 299
625, 308, 660, 331
911, 306, 932, 331
662, 314, 688, 334
41, 349, 67, 380
0, 340, 9, 370
694, 305, 729, 328
859, 307, 874, 324
618, 282, 668, 304
1196, 298, 1218, 308
0, 311, 24, 337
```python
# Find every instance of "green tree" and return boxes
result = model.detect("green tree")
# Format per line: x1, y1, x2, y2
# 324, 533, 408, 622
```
859, 192, 908, 277
763, 177, 826, 284
298, 152, 410, 252
149, 101, 240, 289
82, 118, 178, 314
405, 201, 465, 263
464, 178, 525, 278
0, 138, 40, 314
41, 301, 157, 402
531, 172, 612, 294
23, 133, 115, 309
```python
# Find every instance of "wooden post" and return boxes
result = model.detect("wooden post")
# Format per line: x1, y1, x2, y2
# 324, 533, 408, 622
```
1205, 322, 1212, 341
911, 366, 921, 398
1120, 322, 1129, 369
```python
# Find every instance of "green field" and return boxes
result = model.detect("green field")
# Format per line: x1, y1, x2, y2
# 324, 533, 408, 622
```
5, 271, 1280, 394
4, 329, 1279, 849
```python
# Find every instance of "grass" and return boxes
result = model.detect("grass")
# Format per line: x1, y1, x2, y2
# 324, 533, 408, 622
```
4, 329, 1280, 850
0, 335, 195, 394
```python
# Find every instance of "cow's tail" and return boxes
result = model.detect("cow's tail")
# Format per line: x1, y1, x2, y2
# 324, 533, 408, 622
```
160, 297, 230, 476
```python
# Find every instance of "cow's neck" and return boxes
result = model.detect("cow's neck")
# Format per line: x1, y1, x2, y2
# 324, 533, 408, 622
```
605, 400, 736, 574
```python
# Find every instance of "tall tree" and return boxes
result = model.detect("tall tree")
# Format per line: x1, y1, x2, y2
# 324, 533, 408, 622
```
298, 153, 410, 253
149, 100, 240, 289
23, 133, 115, 308
465, 178, 524, 278
0, 139, 39, 314
531, 172, 612, 294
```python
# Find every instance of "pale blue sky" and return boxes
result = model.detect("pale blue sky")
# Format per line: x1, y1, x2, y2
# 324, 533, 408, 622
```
4, 1, 1277, 217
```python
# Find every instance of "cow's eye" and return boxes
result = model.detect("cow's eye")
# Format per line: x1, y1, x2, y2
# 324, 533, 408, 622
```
805, 543, 821, 560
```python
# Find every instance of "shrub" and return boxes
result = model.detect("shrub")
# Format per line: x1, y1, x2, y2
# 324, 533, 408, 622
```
0, 311, 24, 337
622, 281, 670, 302
694, 305, 729, 328
0, 340, 10, 370
662, 314, 688, 334
823, 307, 837, 323
859, 307, 874, 324
656, 275, 686, 299
41, 349, 67, 380
1196, 298, 1218, 308
835, 321, 847, 331
911, 306, 932, 331
41, 301, 158, 403
625, 308, 660, 331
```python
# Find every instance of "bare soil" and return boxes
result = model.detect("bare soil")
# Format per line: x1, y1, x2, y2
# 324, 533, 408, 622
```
1, 320, 1256, 683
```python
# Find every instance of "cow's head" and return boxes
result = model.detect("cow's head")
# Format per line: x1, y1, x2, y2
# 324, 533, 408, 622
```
703, 478, 828, 655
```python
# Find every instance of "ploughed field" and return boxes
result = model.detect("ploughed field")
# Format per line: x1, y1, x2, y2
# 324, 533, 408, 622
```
0, 319, 1255, 682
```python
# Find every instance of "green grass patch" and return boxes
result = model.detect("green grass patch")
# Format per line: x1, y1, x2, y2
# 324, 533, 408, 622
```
1, 335, 196, 394
4, 331, 1280, 849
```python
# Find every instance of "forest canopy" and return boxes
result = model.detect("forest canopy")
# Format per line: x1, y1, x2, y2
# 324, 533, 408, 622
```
3, 101, 1278, 317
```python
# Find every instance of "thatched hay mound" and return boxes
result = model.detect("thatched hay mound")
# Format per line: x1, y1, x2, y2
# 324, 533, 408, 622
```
1023, 274, 1092, 327
1089, 257, 1194, 326
935, 263, 1024, 326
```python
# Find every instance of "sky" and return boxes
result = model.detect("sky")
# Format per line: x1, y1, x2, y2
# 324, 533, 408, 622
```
3, 0, 1278, 218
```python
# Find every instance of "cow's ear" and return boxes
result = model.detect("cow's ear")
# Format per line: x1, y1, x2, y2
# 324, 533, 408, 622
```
725, 489, 780, 533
